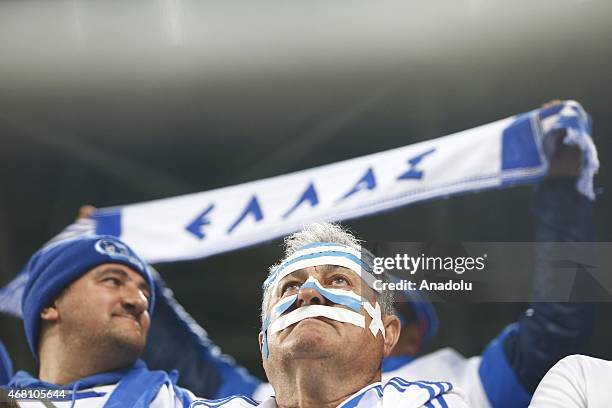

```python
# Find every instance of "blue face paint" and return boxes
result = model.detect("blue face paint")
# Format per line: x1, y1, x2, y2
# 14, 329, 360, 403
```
263, 295, 298, 358
262, 316, 271, 358
262, 277, 366, 359
299, 277, 362, 312
262, 242, 377, 291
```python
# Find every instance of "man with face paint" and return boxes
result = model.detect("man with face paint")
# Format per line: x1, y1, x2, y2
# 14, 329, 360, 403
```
191, 224, 469, 407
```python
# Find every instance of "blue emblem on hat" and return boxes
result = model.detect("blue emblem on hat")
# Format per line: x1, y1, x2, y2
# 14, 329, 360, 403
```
95, 238, 143, 270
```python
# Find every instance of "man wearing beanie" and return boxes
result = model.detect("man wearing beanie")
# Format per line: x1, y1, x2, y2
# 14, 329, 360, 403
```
5, 235, 196, 407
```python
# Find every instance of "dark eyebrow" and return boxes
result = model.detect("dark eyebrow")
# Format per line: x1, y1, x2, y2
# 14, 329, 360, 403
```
96, 267, 151, 297
317, 265, 354, 278
276, 269, 308, 293
276, 265, 354, 288
279, 269, 308, 281
95, 267, 129, 279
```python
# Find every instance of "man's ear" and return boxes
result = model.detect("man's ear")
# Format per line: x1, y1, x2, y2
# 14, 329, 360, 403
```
258, 331, 265, 357
382, 314, 401, 357
40, 303, 59, 322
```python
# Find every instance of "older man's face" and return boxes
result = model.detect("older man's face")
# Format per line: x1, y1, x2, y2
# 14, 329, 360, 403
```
261, 265, 392, 378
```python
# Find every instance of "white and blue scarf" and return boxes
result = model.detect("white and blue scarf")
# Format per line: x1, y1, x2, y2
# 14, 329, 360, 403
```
6, 360, 192, 408
49, 101, 599, 262
0, 100, 598, 317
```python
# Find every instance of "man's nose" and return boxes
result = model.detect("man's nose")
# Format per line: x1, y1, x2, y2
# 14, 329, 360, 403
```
296, 287, 326, 307
121, 285, 148, 315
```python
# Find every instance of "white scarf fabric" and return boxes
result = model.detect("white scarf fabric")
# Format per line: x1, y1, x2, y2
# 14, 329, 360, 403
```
56, 100, 599, 264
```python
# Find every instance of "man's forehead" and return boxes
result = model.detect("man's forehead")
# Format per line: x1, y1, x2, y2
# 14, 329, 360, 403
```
88, 263, 147, 285
282, 264, 356, 279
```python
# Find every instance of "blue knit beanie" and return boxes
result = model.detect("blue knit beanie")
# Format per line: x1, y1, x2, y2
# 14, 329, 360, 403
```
22, 235, 155, 359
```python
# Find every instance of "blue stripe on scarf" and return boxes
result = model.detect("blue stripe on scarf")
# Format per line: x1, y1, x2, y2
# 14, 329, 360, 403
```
93, 208, 122, 237
501, 114, 543, 171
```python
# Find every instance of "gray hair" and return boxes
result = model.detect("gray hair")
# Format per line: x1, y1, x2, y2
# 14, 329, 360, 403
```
261, 222, 394, 326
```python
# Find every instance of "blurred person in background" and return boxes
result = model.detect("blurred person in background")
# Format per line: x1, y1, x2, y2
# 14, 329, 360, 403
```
530, 354, 612, 407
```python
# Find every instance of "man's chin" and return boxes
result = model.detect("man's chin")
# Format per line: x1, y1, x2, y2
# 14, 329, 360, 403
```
281, 334, 336, 359
108, 330, 146, 358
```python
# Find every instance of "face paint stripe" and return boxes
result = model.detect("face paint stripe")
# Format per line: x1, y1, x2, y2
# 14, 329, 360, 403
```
293, 243, 376, 265
266, 251, 373, 286
264, 242, 374, 285
363, 301, 386, 339
268, 305, 365, 335
265, 255, 380, 292
301, 276, 362, 299
263, 277, 383, 360
271, 294, 298, 318
300, 278, 362, 312
281, 242, 365, 262
264, 297, 298, 359
262, 316, 271, 358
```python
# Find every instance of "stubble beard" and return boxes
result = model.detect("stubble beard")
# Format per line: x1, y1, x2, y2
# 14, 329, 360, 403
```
104, 319, 146, 361
70, 317, 145, 368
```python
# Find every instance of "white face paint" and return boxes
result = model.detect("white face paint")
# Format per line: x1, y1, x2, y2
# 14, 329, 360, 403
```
263, 243, 380, 293
262, 244, 386, 358
265, 276, 386, 349
363, 301, 386, 339
268, 305, 366, 335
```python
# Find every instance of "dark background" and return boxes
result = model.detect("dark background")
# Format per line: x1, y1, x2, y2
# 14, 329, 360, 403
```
1, 0, 611, 379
